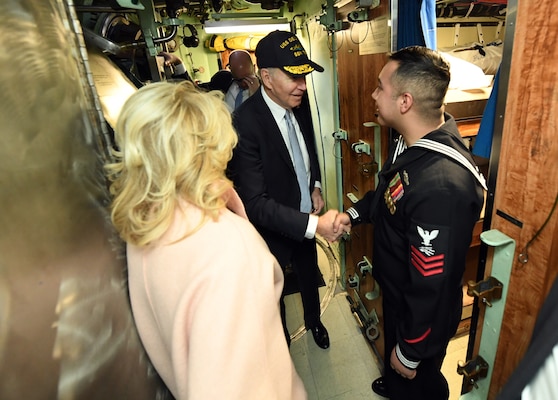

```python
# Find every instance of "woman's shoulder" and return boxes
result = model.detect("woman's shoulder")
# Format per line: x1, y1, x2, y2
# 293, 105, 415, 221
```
206, 208, 264, 244
156, 200, 271, 261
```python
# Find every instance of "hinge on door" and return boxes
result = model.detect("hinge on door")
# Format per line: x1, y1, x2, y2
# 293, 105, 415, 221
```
457, 355, 489, 392
467, 276, 503, 307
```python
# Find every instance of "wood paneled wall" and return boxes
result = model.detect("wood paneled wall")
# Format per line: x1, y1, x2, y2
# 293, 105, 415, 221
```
485, 0, 558, 397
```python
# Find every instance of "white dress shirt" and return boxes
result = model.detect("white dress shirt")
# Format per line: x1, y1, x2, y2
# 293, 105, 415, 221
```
224, 81, 248, 112
261, 88, 320, 238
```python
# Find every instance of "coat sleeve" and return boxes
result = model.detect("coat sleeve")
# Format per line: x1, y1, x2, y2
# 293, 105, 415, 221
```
345, 190, 378, 225
396, 184, 478, 367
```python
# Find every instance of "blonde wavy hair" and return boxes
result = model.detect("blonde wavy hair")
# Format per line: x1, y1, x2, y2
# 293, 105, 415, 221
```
105, 81, 238, 247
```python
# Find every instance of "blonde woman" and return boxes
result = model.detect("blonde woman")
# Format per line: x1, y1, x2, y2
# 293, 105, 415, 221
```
106, 81, 306, 400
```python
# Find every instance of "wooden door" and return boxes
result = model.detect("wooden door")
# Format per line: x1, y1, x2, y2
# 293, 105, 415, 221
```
473, 0, 558, 397
335, 0, 390, 362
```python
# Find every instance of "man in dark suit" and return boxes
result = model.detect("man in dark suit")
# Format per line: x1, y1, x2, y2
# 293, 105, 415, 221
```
228, 31, 342, 349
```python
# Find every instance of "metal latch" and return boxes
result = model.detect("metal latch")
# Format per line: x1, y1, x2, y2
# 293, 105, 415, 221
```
457, 355, 489, 391
467, 276, 503, 307
347, 292, 380, 341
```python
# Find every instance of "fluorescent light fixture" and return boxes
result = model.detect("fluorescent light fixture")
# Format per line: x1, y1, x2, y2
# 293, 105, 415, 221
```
204, 18, 290, 34
334, 0, 352, 7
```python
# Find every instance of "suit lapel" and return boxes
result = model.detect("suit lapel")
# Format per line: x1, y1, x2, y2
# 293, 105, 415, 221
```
251, 91, 296, 174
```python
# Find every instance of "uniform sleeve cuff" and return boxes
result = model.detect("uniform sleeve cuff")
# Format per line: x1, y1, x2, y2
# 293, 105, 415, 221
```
396, 343, 420, 370
346, 207, 361, 224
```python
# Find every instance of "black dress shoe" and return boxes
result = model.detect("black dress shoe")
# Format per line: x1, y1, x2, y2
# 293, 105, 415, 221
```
307, 322, 329, 349
371, 377, 389, 398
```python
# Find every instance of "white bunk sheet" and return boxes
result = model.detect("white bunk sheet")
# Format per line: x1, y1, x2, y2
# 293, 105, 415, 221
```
441, 51, 495, 103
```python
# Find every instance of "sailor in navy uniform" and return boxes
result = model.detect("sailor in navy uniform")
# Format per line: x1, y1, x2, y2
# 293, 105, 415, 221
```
336, 46, 486, 400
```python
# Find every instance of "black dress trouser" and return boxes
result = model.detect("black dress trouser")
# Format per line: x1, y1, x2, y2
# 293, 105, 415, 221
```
279, 237, 321, 344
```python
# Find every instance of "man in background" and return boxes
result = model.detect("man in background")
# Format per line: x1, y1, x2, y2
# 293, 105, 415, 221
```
224, 49, 260, 112
158, 51, 193, 82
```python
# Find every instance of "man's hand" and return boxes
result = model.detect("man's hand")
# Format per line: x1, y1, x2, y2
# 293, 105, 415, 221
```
390, 348, 417, 380
311, 187, 324, 215
244, 75, 261, 95
317, 210, 351, 242
159, 51, 183, 67
236, 74, 260, 94
333, 212, 351, 239
316, 210, 339, 242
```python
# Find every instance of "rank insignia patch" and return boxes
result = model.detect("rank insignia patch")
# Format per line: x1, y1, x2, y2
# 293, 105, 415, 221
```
410, 225, 446, 277
384, 172, 404, 215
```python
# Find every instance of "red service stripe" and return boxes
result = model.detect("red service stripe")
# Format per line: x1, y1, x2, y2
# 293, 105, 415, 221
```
411, 258, 444, 276
410, 252, 445, 270
404, 327, 432, 344
411, 248, 445, 270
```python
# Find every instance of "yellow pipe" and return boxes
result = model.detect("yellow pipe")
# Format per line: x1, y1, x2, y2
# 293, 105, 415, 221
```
206, 34, 264, 52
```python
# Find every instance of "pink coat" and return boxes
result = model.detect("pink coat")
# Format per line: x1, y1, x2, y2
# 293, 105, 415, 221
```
127, 189, 307, 399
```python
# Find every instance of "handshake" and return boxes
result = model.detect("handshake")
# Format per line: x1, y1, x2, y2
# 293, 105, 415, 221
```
316, 210, 352, 243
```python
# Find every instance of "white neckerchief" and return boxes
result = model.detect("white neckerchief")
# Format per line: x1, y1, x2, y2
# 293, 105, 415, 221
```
392, 134, 408, 164
412, 138, 488, 190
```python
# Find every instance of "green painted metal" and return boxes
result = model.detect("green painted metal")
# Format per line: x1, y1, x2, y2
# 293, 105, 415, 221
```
460, 229, 516, 399
115, 0, 145, 10
134, 0, 161, 79
321, 0, 347, 289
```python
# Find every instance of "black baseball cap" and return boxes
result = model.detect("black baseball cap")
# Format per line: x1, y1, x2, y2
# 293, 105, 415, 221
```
255, 30, 324, 77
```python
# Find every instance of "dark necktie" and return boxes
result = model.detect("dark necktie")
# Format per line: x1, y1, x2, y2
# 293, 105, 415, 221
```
285, 110, 312, 213
235, 88, 244, 109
